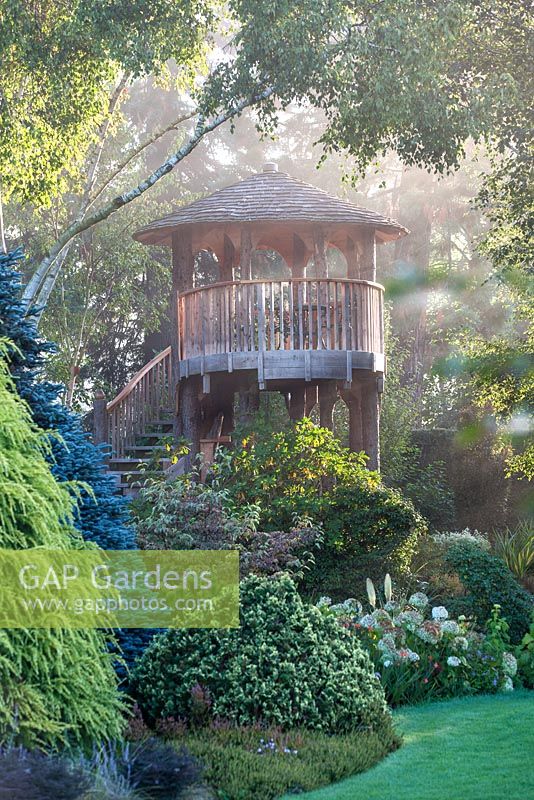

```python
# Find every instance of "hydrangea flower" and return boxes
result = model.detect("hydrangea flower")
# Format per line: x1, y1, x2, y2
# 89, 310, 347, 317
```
384, 600, 400, 613
395, 610, 424, 631
371, 608, 393, 627
378, 633, 397, 651
408, 592, 429, 610
359, 613, 378, 629
408, 650, 420, 662
453, 636, 469, 651
316, 596, 332, 608
416, 621, 442, 644
501, 676, 514, 692
447, 656, 461, 667
441, 620, 460, 635
502, 652, 518, 677
432, 606, 449, 621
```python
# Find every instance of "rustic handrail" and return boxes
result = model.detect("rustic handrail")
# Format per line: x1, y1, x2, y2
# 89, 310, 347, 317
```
107, 346, 171, 412
178, 278, 384, 361
107, 346, 172, 457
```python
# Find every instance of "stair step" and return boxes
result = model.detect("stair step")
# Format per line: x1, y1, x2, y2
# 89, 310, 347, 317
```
126, 445, 166, 453
135, 432, 173, 441
109, 458, 142, 471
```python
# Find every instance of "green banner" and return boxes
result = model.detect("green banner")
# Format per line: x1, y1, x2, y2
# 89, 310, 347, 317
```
0, 549, 239, 628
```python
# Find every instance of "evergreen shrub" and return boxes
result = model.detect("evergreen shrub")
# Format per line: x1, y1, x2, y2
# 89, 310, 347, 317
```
131, 574, 389, 733
445, 542, 534, 643
0, 343, 124, 749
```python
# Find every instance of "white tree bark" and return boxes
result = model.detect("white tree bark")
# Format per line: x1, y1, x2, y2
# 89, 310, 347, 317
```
22, 88, 273, 317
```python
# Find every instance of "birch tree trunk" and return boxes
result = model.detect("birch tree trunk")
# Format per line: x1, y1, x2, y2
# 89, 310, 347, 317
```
22, 88, 273, 319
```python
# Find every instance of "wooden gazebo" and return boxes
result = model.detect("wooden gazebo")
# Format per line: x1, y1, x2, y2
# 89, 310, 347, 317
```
99, 163, 408, 480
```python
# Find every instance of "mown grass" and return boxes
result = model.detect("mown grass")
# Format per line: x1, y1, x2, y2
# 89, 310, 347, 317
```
284, 691, 534, 800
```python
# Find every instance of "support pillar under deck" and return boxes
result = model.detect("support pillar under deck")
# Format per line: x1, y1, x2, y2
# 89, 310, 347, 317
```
318, 381, 337, 430
289, 386, 305, 421
180, 375, 202, 471
340, 384, 364, 455
361, 379, 381, 471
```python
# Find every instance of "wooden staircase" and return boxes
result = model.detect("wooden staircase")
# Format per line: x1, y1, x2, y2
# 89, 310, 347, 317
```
96, 347, 230, 494
106, 413, 175, 495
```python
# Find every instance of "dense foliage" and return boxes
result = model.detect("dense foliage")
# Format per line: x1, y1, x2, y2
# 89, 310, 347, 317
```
445, 542, 534, 643
213, 419, 427, 597
134, 476, 322, 578
132, 574, 388, 733
516, 613, 534, 688
0, 0, 213, 205
0, 249, 134, 549
0, 342, 124, 748
321, 588, 518, 705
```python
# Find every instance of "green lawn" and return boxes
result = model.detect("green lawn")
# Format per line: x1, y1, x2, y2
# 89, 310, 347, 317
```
282, 691, 534, 800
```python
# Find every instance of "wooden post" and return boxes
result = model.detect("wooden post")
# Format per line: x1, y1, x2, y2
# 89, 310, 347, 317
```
292, 233, 307, 278
313, 227, 328, 278
180, 375, 202, 471
340, 384, 364, 453
93, 390, 108, 446
346, 235, 360, 279
359, 229, 376, 282
318, 381, 337, 430
304, 385, 318, 416
289, 385, 305, 421
171, 228, 194, 440
240, 227, 253, 280
361, 378, 381, 470
220, 234, 235, 281
237, 381, 260, 426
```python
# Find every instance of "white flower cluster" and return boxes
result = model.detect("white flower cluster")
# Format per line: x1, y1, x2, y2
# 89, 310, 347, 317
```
441, 620, 460, 635
502, 652, 518, 677
447, 656, 462, 667
431, 606, 449, 621
408, 592, 429, 610
394, 610, 424, 631
432, 529, 490, 551
453, 636, 469, 651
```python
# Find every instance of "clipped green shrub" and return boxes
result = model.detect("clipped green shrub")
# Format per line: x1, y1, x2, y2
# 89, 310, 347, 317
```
445, 542, 534, 643
0, 342, 124, 749
182, 723, 399, 800
212, 419, 426, 597
131, 574, 389, 733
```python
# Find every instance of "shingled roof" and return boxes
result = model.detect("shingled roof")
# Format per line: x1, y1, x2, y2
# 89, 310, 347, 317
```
134, 163, 408, 245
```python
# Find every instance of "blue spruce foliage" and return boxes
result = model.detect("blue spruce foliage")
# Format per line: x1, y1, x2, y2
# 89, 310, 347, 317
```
0, 248, 135, 549
0, 249, 159, 673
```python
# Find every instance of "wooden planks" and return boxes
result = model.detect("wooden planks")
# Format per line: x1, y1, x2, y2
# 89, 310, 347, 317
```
178, 278, 383, 361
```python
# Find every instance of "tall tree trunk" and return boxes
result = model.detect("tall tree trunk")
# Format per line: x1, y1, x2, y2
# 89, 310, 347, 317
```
392, 170, 434, 419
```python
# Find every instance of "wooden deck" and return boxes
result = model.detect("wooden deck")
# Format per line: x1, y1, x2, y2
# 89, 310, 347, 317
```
103, 279, 384, 458
178, 278, 384, 362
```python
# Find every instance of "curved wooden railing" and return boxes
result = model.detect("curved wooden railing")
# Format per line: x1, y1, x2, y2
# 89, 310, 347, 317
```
107, 346, 172, 457
178, 279, 384, 360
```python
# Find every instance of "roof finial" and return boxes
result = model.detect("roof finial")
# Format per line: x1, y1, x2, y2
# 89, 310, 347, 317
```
262, 162, 278, 173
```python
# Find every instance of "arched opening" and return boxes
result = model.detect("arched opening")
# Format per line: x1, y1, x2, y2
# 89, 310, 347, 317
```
194, 248, 219, 287
251, 248, 291, 280
305, 245, 348, 278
